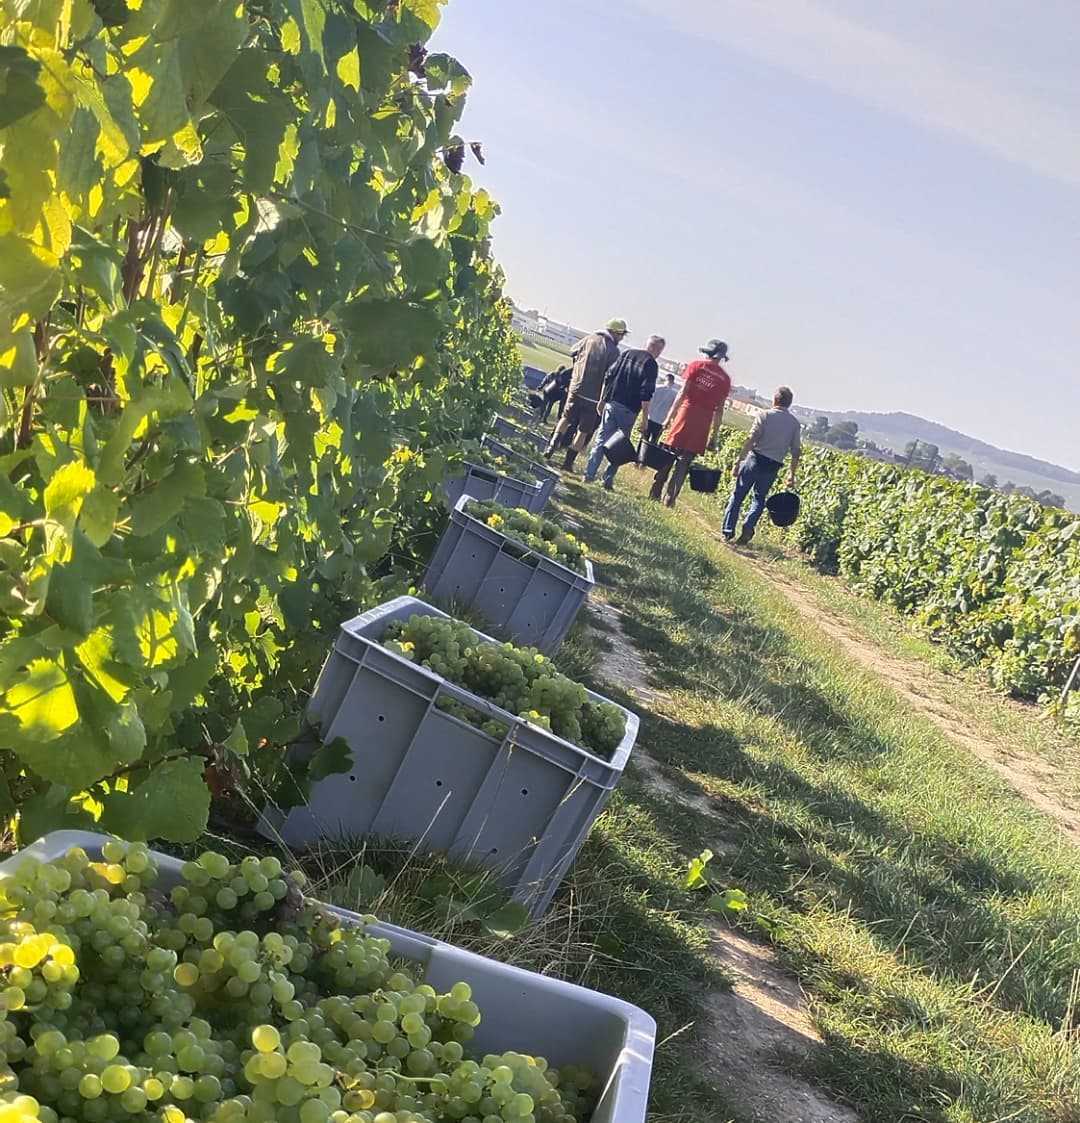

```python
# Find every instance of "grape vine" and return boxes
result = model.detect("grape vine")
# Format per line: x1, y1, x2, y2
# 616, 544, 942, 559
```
0, 0, 520, 842
702, 429, 1080, 718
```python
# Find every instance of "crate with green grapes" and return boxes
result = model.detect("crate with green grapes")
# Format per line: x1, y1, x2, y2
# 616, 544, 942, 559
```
265, 598, 638, 919
423, 497, 593, 653
0, 832, 655, 1123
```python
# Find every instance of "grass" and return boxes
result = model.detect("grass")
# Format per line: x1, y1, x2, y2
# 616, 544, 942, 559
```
719, 407, 753, 432
550, 474, 1080, 1122
676, 483, 1080, 801
184, 442, 1080, 1123
204, 606, 744, 1123
519, 338, 572, 372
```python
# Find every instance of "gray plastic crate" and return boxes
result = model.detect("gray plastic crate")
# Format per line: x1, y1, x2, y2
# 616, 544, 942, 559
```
424, 494, 594, 653
480, 435, 559, 511
266, 596, 638, 917
490, 413, 547, 452
0, 831, 654, 1123
444, 461, 546, 514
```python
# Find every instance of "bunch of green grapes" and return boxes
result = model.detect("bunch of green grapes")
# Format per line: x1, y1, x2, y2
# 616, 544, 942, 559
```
578, 701, 629, 759
466, 502, 588, 572
475, 447, 517, 477
0, 842, 597, 1123
383, 616, 625, 757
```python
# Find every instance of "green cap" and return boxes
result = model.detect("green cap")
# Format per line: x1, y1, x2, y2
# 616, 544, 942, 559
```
605, 318, 628, 334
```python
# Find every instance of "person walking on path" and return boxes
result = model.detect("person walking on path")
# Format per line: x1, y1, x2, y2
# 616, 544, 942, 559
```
722, 386, 802, 544
584, 335, 666, 489
649, 340, 731, 507
544, 318, 627, 470
637, 370, 678, 463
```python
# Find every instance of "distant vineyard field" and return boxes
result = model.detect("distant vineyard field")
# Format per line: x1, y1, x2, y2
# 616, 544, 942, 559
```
704, 429, 1080, 719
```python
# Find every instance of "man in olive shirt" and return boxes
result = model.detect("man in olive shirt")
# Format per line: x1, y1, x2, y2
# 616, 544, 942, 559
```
583, 334, 666, 489
722, 386, 802, 544
544, 318, 627, 470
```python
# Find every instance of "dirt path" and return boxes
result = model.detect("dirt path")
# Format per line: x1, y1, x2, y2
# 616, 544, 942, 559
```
756, 561, 1080, 840
747, 551, 1080, 845
588, 599, 861, 1123
669, 504, 1080, 845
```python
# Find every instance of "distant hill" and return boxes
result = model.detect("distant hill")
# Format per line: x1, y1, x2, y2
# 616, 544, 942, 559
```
792, 408, 1080, 510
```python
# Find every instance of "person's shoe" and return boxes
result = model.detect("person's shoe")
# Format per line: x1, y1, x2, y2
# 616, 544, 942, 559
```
602, 481, 614, 492
721, 532, 735, 543
736, 528, 754, 545
663, 497, 676, 509
562, 450, 577, 471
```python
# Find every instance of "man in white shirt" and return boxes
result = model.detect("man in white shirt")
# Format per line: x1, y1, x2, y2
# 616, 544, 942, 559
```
722, 386, 802, 544
638, 372, 678, 454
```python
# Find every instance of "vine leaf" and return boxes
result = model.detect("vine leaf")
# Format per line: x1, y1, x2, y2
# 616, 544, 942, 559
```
706, 888, 750, 916
481, 901, 529, 939
309, 737, 352, 782
0, 46, 45, 130
4, 658, 79, 744
223, 719, 248, 756
336, 299, 441, 371
98, 756, 211, 842
16, 785, 95, 846
684, 848, 714, 890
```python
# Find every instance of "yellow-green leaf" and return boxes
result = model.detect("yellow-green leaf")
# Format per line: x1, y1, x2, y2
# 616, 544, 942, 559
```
5, 658, 78, 743
44, 461, 95, 528
336, 48, 360, 91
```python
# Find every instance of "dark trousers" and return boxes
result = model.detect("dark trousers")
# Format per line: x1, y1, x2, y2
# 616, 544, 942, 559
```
537, 393, 566, 423
723, 452, 782, 538
649, 448, 696, 506
548, 392, 600, 453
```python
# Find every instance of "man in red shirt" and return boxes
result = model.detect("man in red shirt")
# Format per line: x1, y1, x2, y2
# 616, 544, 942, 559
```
649, 340, 731, 507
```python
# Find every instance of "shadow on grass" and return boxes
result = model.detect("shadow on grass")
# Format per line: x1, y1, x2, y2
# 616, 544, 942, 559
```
545, 481, 1080, 1121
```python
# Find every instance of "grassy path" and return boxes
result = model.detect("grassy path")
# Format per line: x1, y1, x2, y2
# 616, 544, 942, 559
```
550, 473, 1080, 1123
667, 501, 1080, 840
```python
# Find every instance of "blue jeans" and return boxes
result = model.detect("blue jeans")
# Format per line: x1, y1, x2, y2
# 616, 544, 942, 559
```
584, 402, 637, 485
723, 452, 782, 538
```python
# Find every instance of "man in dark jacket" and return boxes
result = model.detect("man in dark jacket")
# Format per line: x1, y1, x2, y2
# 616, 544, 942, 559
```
536, 365, 572, 422
583, 335, 666, 488
544, 318, 627, 469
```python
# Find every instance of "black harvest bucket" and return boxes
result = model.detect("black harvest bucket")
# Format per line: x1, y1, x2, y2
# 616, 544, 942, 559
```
638, 441, 675, 470
602, 430, 637, 467
688, 465, 722, 493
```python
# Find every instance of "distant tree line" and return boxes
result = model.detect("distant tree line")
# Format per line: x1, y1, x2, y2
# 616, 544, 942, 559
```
807, 420, 1066, 508
809, 415, 862, 449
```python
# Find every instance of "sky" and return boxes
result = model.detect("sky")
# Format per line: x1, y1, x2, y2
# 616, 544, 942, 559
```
430, 0, 1080, 470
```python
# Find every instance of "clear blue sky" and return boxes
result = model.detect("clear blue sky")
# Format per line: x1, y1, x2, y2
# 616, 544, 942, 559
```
431, 0, 1080, 470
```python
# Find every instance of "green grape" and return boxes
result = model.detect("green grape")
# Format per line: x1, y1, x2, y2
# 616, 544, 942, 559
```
299, 1100, 331, 1123
259, 1053, 288, 1080
174, 963, 200, 987
100, 1066, 131, 1094
275, 1077, 305, 1106
194, 1075, 222, 1102
252, 1025, 280, 1053
143, 1077, 165, 1101
78, 1075, 103, 1100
